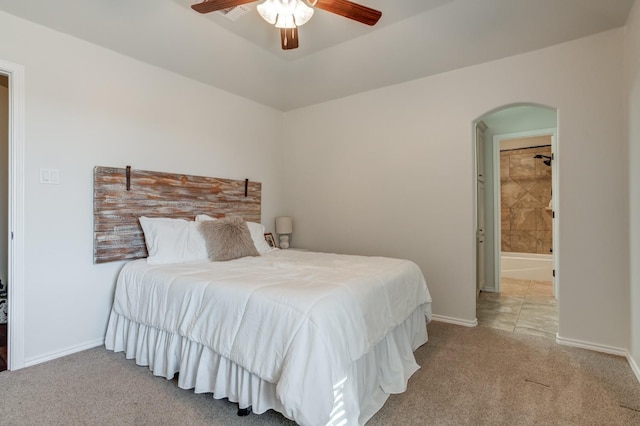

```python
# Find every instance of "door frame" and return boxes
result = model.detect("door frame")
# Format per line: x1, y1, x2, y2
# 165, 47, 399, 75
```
0, 59, 26, 370
492, 127, 558, 295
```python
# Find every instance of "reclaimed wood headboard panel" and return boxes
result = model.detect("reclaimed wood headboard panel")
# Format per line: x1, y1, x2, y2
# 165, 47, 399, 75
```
93, 166, 261, 264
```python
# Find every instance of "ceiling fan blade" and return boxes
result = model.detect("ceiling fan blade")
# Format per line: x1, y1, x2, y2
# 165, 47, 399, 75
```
280, 27, 299, 50
315, 0, 382, 26
191, 0, 256, 14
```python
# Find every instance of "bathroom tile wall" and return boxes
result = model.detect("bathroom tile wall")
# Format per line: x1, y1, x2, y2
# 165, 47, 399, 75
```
500, 146, 553, 254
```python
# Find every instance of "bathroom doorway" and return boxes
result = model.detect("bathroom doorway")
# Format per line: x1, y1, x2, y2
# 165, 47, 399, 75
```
0, 74, 7, 370
0, 58, 26, 371
475, 105, 559, 338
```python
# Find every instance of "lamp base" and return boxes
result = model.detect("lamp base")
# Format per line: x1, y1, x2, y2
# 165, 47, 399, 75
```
279, 235, 290, 249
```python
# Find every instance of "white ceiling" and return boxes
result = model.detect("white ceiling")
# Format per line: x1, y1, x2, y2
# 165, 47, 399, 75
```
0, 0, 635, 111
170, 0, 453, 61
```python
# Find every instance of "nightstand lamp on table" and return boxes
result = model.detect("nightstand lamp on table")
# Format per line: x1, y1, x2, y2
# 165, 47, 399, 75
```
275, 216, 293, 249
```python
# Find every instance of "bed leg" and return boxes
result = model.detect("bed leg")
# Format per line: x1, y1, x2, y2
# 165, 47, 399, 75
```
237, 406, 252, 417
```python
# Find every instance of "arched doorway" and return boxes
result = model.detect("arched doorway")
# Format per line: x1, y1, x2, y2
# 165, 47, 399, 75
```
474, 104, 559, 338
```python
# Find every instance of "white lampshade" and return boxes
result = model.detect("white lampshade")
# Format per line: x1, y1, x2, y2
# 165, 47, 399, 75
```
257, 0, 314, 28
275, 216, 293, 234
256, 0, 278, 24
275, 13, 296, 29
292, 0, 314, 26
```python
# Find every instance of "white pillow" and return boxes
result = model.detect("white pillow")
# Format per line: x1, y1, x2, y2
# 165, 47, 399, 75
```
195, 214, 273, 254
195, 214, 217, 222
139, 217, 208, 264
246, 221, 274, 254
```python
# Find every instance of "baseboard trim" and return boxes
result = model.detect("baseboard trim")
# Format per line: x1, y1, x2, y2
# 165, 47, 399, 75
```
555, 334, 627, 357
24, 338, 105, 368
431, 314, 478, 328
627, 352, 640, 384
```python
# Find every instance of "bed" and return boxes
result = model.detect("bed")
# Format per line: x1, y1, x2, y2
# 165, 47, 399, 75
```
105, 249, 431, 425
97, 167, 432, 425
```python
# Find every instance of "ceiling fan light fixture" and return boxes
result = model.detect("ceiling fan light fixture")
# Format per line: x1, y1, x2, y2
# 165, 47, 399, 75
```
275, 13, 296, 28
257, 0, 314, 28
292, 0, 314, 26
256, 0, 277, 24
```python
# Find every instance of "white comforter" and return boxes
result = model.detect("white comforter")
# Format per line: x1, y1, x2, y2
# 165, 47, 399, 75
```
109, 250, 432, 425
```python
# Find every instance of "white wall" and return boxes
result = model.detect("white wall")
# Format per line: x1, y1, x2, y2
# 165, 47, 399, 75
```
283, 29, 630, 349
626, 0, 640, 377
0, 11, 285, 365
0, 82, 7, 285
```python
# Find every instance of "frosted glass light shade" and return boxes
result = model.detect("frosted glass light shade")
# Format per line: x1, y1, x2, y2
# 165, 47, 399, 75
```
275, 13, 296, 29
257, 0, 314, 28
275, 216, 293, 234
256, 0, 278, 24
292, 0, 314, 26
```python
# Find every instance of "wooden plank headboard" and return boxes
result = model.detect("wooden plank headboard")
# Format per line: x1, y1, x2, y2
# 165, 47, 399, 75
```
93, 166, 261, 264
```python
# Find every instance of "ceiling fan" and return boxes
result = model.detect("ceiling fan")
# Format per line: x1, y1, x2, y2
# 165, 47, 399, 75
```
191, 0, 382, 50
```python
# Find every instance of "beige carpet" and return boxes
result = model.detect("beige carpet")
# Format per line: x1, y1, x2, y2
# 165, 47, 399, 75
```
0, 322, 639, 425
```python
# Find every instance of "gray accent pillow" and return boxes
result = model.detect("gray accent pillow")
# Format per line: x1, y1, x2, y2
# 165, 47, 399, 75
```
198, 217, 260, 261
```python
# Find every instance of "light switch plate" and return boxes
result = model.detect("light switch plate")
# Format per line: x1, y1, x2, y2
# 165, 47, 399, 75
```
40, 168, 59, 184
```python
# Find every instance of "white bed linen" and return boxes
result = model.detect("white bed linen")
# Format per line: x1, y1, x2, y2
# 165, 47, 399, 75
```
105, 250, 432, 425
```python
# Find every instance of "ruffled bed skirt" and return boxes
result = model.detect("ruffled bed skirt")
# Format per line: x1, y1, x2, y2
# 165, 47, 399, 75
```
105, 306, 429, 425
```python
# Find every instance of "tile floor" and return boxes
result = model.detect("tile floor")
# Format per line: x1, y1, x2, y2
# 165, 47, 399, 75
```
477, 277, 558, 338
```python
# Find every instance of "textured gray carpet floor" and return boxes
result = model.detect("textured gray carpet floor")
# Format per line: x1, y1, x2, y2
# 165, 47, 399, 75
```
1, 322, 639, 425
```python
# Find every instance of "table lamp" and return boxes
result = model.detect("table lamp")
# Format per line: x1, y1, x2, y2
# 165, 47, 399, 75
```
275, 216, 293, 249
